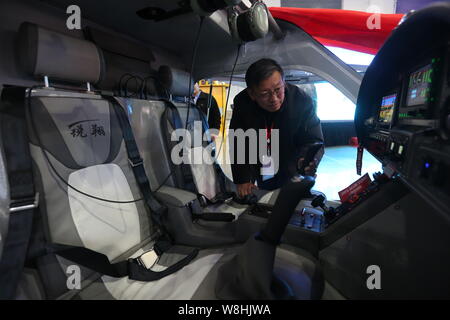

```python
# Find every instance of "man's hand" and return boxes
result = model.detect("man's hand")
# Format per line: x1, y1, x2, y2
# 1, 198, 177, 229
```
236, 182, 258, 198
210, 133, 218, 142
298, 157, 319, 177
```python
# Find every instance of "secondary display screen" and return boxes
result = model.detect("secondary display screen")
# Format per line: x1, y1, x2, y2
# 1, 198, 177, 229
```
406, 64, 433, 107
378, 94, 396, 125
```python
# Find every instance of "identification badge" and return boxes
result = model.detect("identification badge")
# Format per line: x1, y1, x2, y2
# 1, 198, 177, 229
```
261, 155, 275, 181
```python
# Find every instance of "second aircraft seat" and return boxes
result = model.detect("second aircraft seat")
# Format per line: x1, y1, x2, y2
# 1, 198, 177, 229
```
114, 96, 241, 247
157, 67, 249, 215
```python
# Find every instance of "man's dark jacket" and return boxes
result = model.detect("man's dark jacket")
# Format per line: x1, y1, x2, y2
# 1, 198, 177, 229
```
196, 91, 221, 130
229, 83, 324, 189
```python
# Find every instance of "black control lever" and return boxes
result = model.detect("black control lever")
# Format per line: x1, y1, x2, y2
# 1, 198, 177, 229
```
311, 194, 336, 221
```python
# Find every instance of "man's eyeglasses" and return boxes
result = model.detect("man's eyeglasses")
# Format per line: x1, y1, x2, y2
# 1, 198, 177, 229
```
256, 84, 285, 100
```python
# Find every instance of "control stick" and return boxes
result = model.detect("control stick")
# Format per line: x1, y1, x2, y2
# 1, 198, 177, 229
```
216, 175, 317, 299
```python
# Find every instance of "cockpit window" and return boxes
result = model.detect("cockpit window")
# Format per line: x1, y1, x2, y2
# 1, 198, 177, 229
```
326, 46, 375, 72
313, 81, 356, 121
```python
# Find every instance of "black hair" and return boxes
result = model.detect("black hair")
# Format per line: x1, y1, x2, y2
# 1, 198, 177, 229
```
245, 58, 284, 89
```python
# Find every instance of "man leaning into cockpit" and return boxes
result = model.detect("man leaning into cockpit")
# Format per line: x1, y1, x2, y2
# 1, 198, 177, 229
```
229, 58, 324, 198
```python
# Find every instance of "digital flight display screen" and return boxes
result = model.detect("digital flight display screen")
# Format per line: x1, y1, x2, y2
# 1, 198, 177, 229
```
378, 94, 396, 125
406, 64, 433, 107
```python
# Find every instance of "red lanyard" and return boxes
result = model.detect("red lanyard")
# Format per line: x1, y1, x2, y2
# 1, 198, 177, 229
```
265, 121, 274, 156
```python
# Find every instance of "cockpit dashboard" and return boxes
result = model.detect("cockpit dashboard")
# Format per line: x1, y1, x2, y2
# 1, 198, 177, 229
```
356, 6, 450, 217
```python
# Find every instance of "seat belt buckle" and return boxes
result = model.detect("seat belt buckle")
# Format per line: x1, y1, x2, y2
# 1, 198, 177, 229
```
9, 192, 39, 213
136, 249, 159, 270
128, 157, 144, 168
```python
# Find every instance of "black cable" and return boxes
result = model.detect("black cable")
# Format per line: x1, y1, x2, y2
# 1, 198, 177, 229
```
215, 44, 241, 161
118, 73, 135, 97
119, 73, 165, 100
136, 75, 145, 99
185, 16, 205, 130
124, 75, 144, 98
27, 86, 144, 204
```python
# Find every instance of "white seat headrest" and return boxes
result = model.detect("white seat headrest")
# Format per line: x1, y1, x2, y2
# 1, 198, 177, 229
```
18, 22, 103, 84
158, 65, 193, 97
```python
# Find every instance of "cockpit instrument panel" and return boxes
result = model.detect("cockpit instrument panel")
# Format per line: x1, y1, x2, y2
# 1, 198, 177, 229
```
356, 6, 450, 216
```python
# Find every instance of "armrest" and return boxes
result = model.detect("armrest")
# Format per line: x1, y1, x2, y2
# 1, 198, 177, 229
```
154, 185, 197, 207
257, 189, 280, 205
